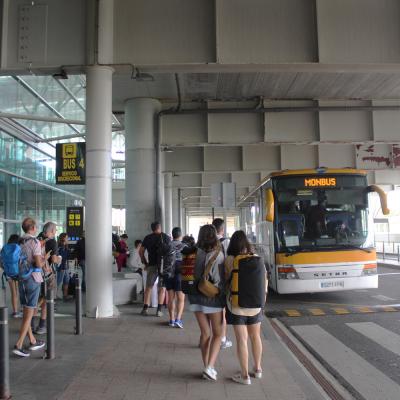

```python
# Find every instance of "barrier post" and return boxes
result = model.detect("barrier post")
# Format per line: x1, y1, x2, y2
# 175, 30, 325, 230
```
0, 308, 10, 399
46, 288, 55, 359
75, 277, 83, 335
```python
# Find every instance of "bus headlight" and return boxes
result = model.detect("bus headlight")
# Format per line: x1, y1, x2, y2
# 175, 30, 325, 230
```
278, 266, 299, 280
362, 263, 377, 275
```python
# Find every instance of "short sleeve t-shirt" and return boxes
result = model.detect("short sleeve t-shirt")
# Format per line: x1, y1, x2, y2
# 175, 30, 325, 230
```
142, 233, 171, 266
21, 234, 43, 283
45, 238, 58, 264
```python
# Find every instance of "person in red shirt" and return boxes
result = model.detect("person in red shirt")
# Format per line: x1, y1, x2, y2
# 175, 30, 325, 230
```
116, 234, 129, 272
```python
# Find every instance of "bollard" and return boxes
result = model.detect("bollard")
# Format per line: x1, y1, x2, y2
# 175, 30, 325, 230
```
75, 277, 83, 335
46, 288, 55, 359
0, 308, 10, 399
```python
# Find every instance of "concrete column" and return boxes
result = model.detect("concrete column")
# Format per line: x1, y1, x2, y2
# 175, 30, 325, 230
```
164, 173, 173, 235
172, 188, 179, 228
125, 98, 161, 242
85, 65, 114, 318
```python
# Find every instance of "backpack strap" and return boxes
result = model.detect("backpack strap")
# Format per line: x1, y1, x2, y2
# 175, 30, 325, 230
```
202, 242, 221, 280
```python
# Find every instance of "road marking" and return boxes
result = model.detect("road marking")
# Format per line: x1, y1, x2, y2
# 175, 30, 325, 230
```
371, 295, 396, 302
292, 325, 400, 400
356, 306, 374, 313
347, 322, 400, 357
382, 307, 398, 312
309, 308, 325, 316
285, 309, 301, 317
332, 307, 350, 315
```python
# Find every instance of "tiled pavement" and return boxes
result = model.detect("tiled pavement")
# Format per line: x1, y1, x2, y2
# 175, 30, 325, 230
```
8, 303, 326, 400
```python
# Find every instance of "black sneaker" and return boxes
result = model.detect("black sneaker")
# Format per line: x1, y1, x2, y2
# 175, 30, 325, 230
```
140, 308, 149, 316
29, 340, 45, 351
13, 346, 30, 357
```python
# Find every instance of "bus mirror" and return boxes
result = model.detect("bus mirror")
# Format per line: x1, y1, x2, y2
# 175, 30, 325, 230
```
368, 185, 390, 215
265, 189, 274, 222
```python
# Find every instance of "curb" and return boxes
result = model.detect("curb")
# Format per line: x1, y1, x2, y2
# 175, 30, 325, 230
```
268, 318, 355, 400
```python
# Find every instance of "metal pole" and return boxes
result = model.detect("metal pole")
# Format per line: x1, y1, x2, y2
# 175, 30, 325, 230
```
46, 288, 55, 360
212, 207, 215, 221
0, 308, 10, 399
75, 277, 83, 335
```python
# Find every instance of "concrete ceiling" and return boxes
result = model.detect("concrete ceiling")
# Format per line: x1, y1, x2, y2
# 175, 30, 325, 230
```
112, 71, 400, 110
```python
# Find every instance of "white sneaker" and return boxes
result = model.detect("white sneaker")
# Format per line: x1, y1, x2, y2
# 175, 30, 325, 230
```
232, 374, 251, 385
252, 369, 262, 379
202, 366, 217, 381
221, 338, 233, 349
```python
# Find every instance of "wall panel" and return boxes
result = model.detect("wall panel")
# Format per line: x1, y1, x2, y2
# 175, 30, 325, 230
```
204, 146, 242, 171
243, 145, 280, 170
318, 144, 355, 168
281, 145, 318, 169
163, 114, 207, 144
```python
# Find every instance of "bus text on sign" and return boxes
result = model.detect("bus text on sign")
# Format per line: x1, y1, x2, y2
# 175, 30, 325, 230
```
304, 177, 337, 187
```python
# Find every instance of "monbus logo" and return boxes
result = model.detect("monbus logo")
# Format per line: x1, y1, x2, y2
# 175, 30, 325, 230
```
304, 177, 336, 187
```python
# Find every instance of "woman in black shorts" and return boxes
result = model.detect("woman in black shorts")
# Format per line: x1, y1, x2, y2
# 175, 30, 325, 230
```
224, 231, 267, 385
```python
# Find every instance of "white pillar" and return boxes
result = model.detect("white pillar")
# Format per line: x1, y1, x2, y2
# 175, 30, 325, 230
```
125, 98, 162, 242
164, 173, 173, 235
85, 66, 114, 318
172, 188, 180, 228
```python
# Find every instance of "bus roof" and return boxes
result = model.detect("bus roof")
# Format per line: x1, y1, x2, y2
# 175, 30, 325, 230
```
269, 168, 367, 178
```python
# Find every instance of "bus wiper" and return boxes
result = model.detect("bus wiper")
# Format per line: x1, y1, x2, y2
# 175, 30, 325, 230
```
339, 244, 371, 253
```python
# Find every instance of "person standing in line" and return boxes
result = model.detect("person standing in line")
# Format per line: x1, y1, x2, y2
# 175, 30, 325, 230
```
189, 224, 225, 381
0, 234, 22, 318
212, 218, 233, 350
13, 217, 46, 357
225, 230, 267, 385
56, 233, 71, 301
140, 222, 173, 317
34, 222, 61, 335
166, 227, 186, 329
75, 233, 85, 291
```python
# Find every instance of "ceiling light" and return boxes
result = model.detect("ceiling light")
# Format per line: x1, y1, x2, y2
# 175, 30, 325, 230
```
163, 147, 174, 153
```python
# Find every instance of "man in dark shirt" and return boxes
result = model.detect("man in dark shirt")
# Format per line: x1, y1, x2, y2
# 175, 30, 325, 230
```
307, 196, 328, 238
35, 222, 61, 334
76, 233, 86, 291
140, 221, 171, 317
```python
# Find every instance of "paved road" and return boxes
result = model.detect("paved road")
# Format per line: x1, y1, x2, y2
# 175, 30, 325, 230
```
267, 263, 400, 400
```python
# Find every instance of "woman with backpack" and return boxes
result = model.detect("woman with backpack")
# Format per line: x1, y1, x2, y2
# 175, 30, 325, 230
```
225, 230, 267, 385
0, 234, 22, 318
188, 224, 225, 381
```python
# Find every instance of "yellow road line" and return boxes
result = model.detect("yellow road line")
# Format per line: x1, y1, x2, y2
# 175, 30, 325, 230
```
309, 308, 326, 316
285, 309, 301, 317
382, 307, 398, 312
357, 307, 374, 313
332, 307, 350, 315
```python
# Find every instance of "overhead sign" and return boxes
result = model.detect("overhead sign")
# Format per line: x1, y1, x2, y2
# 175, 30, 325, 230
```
56, 142, 85, 185
66, 207, 84, 241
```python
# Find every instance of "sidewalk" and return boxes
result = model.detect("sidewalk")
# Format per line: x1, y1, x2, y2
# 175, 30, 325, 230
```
8, 302, 327, 400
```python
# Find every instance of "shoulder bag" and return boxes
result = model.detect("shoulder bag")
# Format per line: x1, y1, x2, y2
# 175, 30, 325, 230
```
198, 243, 221, 298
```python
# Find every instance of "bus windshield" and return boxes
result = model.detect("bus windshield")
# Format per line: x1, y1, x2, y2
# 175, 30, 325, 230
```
274, 175, 370, 252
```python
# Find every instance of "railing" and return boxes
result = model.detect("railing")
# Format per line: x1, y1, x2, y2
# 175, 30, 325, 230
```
375, 240, 400, 262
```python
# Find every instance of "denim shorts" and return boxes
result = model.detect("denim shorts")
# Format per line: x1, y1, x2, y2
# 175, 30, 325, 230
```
165, 274, 182, 292
145, 266, 165, 289
226, 307, 263, 326
19, 277, 41, 309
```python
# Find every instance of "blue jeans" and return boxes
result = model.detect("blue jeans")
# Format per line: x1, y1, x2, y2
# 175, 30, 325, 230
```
56, 268, 70, 287
19, 277, 41, 309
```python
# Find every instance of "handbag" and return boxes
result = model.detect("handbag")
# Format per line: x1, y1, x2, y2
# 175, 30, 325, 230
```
198, 244, 221, 298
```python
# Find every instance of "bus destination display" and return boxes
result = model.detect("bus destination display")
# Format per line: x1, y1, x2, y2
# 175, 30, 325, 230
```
304, 177, 336, 187
56, 142, 85, 185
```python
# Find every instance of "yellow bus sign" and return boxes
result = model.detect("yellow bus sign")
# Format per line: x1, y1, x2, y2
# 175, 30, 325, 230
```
56, 142, 85, 185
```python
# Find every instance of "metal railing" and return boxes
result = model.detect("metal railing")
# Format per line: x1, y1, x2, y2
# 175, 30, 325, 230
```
375, 240, 400, 262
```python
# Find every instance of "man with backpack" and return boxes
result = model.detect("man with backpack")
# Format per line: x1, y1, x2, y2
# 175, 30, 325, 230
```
212, 218, 232, 350
140, 221, 173, 317
13, 217, 46, 357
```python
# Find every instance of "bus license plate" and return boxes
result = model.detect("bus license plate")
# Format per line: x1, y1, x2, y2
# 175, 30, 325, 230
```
320, 280, 344, 289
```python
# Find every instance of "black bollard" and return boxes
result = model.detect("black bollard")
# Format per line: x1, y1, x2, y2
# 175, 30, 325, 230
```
46, 288, 55, 359
75, 277, 83, 335
0, 308, 10, 399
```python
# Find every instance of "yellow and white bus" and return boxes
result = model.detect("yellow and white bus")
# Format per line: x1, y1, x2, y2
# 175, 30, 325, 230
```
239, 168, 389, 294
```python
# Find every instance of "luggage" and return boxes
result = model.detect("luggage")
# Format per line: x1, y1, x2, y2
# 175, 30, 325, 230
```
1, 244, 21, 279
181, 250, 197, 295
230, 255, 265, 309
